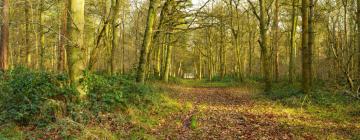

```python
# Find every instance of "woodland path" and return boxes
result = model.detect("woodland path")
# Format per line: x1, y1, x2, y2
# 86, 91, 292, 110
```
154, 84, 296, 140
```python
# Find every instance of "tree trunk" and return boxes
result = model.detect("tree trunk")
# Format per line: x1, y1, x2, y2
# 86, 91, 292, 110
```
248, 31, 254, 77
58, 0, 68, 72
357, 0, 360, 83
273, 0, 280, 81
307, 0, 314, 90
153, 0, 169, 78
289, 0, 298, 83
259, 0, 272, 93
162, 34, 172, 82
136, 0, 158, 83
39, 1, 45, 70
25, 0, 32, 67
199, 51, 203, 80
155, 44, 162, 77
301, 0, 311, 94
0, 0, 9, 71
67, 0, 86, 95
121, 10, 126, 74
110, 0, 120, 75
220, 23, 226, 79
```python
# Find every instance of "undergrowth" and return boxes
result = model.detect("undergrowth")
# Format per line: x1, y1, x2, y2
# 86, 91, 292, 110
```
266, 81, 360, 122
262, 81, 360, 139
0, 67, 183, 139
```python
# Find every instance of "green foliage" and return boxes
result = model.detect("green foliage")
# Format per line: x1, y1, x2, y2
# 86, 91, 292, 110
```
211, 75, 240, 83
84, 73, 154, 113
190, 115, 197, 130
85, 74, 125, 113
168, 77, 183, 84
0, 67, 78, 126
0, 68, 184, 139
266, 82, 360, 122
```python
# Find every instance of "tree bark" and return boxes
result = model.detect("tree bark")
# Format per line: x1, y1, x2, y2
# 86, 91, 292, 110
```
199, 51, 203, 80
273, 0, 280, 81
25, 0, 32, 67
110, 0, 120, 75
162, 34, 172, 82
39, 1, 45, 70
0, 0, 9, 71
259, 0, 272, 93
308, 0, 314, 87
136, 0, 158, 83
58, 0, 68, 72
220, 22, 226, 79
289, 0, 298, 83
67, 0, 86, 95
357, 0, 360, 83
301, 0, 311, 94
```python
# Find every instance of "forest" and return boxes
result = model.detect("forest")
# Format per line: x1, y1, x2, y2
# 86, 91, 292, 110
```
0, 0, 359, 139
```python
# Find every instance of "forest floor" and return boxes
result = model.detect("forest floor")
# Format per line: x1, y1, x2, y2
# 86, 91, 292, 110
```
151, 81, 360, 140
1, 80, 360, 139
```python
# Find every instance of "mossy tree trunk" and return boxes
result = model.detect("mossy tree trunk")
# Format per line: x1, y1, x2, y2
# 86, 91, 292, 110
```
67, 0, 86, 95
248, 0, 272, 92
136, 0, 158, 83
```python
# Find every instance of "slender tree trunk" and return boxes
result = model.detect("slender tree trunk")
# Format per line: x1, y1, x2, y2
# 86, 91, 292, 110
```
155, 44, 161, 77
58, 0, 68, 72
220, 23, 226, 79
162, 34, 172, 82
301, 0, 311, 94
39, 1, 45, 70
248, 31, 254, 77
289, 0, 298, 83
110, 0, 120, 75
236, 42, 243, 81
25, 0, 32, 67
67, 0, 86, 95
121, 10, 126, 74
259, 0, 272, 93
199, 51, 202, 80
0, 0, 9, 71
273, 0, 280, 81
308, 0, 314, 89
136, 0, 158, 83
153, 0, 169, 78
357, 0, 360, 82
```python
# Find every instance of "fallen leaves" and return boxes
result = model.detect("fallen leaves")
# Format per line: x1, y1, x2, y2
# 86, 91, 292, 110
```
154, 85, 360, 140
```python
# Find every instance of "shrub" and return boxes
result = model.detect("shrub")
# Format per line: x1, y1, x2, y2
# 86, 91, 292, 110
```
85, 73, 154, 114
0, 67, 78, 126
85, 74, 125, 113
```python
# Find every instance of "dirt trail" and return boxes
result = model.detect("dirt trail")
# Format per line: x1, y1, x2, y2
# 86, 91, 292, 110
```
156, 85, 293, 140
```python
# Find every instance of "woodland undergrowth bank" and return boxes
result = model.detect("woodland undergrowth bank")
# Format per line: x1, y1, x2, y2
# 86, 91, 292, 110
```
0, 67, 180, 139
